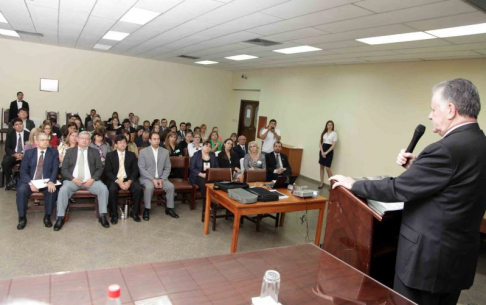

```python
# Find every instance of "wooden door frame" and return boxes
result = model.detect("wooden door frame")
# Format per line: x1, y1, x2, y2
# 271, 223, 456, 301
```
237, 100, 259, 141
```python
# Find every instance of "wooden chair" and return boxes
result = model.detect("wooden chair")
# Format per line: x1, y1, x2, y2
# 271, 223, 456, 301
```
169, 156, 195, 209
65, 112, 77, 125
243, 169, 280, 232
1, 108, 9, 142
27, 192, 57, 216
64, 190, 98, 222
46, 111, 59, 121
204, 168, 233, 231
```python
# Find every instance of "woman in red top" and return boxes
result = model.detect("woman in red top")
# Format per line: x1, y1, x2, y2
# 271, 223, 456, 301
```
42, 121, 58, 148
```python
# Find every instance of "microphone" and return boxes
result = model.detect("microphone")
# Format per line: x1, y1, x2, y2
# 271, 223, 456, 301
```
406, 124, 426, 153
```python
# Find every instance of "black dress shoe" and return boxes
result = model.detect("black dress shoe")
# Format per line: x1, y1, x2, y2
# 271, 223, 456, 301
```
143, 208, 150, 221
111, 215, 118, 225
53, 217, 65, 231
43, 215, 52, 228
165, 208, 179, 218
17, 217, 27, 230
99, 216, 110, 228
130, 212, 141, 222
318, 184, 324, 189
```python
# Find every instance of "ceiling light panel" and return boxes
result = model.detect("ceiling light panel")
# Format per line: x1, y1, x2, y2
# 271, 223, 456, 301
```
102, 31, 130, 41
0, 11, 7, 23
357, 32, 436, 45
120, 7, 160, 25
225, 54, 259, 61
273, 46, 322, 54
0, 29, 19, 37
426, 23, 486, 38
195, 60, 219, 65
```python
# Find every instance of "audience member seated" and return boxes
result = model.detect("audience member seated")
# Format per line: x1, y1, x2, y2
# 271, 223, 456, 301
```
188, 133, 202, 157
178, 132, 193, 155
233, 135, 248, 159
193, 126, 201, 135
8, 108, 35, 132
135, 130, 150, 148
118, 119, 135, 135
265, 141, 292, 181
16, 133, 59, 230
118, 129, 139, 157
41, 122, 58, 148
151, 119, 160, 130
55, 131, 109, 231
2, 118, 29, 190
128, 112, 134, 123
131, 115, 140, 130
165, 132, 182, 157
90, 131, 111, 165
230, 133, 237, 144
177, 122, 187, 143
85, 109, 96, 128
61, 115, 77, 135
107, 112, 118, 125
74, 116, 85, 132
61, 122, 78, 142
186, 122, 192, 134
58, 130, 78, 166
104, 135, 143, 224
209, 131, 222, 153
160, 118, 169, 132
152, 124, 162, 137
9, 91, 29, 121
107, 117, 121, 132
218, 138, 242, 181
138, 132, 179, 220
211, 127, 223, 142
199, 124, 207, 139
87, 114, 101, 131
169, 120, 176, 128
48, 114, 61, 133
141, 120, 151, 131
244, 141, 266, 172
189, 141, 219, 201
24, 128, 41, 151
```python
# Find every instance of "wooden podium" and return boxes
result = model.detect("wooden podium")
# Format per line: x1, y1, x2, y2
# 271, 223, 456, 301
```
323, 185, 402, 287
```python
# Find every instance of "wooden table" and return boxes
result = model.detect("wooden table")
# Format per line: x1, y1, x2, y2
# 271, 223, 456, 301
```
204, 184, 328, 253
0, 244, 415, 305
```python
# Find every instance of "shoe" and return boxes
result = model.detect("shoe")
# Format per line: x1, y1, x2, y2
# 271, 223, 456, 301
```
43, 215, 52, 228
165, 208, 179, 218
143, 208, 150, 221
17, 217, 27, 230
111, 215, 118, 225
53, 217, 65, 231
130, 212, 141, 222
99, 216, 110, 228
69, 198, 76, 203
318, 184, 324, 189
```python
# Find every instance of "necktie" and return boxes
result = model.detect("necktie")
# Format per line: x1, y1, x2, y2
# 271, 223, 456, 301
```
242, 145, 245, 153
17, 134, 23, 153
117, 153, 125, 182
78, 149, 85, 181
34, 151, 44, 180
276, 154, 282, 169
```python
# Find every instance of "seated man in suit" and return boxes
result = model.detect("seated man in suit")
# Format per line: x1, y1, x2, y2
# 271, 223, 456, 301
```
16, 132, 59, 230
8, 108, 35, 132
104, 135, 143, 223
55, 131, 109, 231
135, 130, 150, 148
265, 141, 292, 181
84, 109, 96, 128
2, 118, 30, 190
233, 135, 248, 159
118, 119, 136, 135
138, 132, 179, 220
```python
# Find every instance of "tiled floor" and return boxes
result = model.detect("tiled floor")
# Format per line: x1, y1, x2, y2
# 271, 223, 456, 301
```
0, 169, 484, 304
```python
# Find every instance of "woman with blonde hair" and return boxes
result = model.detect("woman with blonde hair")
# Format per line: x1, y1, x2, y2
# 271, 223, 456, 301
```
41, 122, 58, 148
24, 128, 41, 151
200, 124, 207, 141
165, 131, 182, 156
243, 141, 266, 171
58, 130, 78, 165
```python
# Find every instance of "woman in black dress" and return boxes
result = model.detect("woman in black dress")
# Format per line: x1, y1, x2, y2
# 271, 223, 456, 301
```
318, 120, 337, 189
218, 139, 242, 181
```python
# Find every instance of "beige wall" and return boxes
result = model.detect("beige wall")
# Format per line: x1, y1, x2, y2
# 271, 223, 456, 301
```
229, 59, 486, 181
0, 38, 232, 130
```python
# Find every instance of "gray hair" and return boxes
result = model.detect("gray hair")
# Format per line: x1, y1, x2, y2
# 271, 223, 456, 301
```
78, 131, 91, 138
433, 78, 480, 119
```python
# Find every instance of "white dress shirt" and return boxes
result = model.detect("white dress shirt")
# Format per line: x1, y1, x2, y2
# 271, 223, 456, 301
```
152, 147, 159, 178
443, 122, 475, 138
17, 100, 23, 110
261, 128, 281, 153
73, 148, 91, 181
273, 152, 284, 173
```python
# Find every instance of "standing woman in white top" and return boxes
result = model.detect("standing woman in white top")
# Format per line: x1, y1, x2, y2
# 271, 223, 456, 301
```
318, 120, 337, 189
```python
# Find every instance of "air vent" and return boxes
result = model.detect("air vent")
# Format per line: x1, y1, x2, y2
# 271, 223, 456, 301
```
16, 30, 43, 37
178, 55, 199, 60
242, 39, 282, 47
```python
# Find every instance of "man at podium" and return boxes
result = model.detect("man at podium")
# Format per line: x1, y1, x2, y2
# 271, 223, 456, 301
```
331, 79, 486, 305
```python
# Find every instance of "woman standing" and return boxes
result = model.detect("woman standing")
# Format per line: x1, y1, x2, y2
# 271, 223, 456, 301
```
318, 120, 337, 189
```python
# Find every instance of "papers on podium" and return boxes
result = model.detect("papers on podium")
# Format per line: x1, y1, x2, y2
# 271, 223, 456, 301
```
31, 179, 62, 189
353, 175, 404, 216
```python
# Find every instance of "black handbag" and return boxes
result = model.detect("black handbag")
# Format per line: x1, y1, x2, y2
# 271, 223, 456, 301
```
213, 181, 249, 192
6, 171, 20, 190
247, 187, 279, 202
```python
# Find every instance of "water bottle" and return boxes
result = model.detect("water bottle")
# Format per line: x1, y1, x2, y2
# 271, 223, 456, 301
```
106, 284, 122, 305
260, 270, 280, 303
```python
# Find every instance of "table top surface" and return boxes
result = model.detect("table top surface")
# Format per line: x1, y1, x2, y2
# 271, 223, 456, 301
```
0, 244, 414, 305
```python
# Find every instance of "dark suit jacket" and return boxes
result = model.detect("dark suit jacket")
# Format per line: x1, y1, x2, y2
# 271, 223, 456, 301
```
189, 150, 219, 183
9, 100, 29, 121
61, 147, 104, 181
265, 152, 292, 180
5, 130, 30, 156
233, 144, 248, 159
117, 126, 136, 135
8, 119, 35, 132
104, 150, 139, 182
218, 151, 241, 170
19, 147, 59, 184
351, 123, 486, 293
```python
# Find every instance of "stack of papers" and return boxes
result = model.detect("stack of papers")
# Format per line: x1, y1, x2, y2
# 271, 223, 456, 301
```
31, 179, 62, 189
367, 199, 403, 216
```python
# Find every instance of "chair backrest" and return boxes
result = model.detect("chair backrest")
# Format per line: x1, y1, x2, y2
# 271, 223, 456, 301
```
170, 156, 189, 180
46, 111, 59, 120
65, 112, 77, 125
106, 131, 117, 142
206, 168, 232, 182
240, 158, 245, 173
2, 108, 9, 128
245, 169, 267, 183
182, 147, 188, 157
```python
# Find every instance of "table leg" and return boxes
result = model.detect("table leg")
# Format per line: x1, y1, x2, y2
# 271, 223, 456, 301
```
314, 207, 325, 246
279, 212, 286, 226
204, 187, 211, 235
231, 212, 241, 253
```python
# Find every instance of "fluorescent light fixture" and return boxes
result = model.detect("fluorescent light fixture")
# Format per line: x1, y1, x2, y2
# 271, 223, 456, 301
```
426, 23, 486, 38
225, 54, 258, 61
195, 60, 219, 65
93, 44, 112, 50
0, 12, 7, 23
0, 29, 19, 37
356, 32, 436, 45
273, 45, 322, 54
40, 79, 59, 92
102, 31, 129, 41
120, 7, 161, 25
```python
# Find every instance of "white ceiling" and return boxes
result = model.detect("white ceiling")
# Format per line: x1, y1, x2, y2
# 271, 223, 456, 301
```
0, 0, 485, 70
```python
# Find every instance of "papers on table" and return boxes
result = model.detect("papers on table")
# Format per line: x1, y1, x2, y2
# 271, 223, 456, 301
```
367, 199, 404, 216
269, 190, 289, 199
31, 179, 62, 189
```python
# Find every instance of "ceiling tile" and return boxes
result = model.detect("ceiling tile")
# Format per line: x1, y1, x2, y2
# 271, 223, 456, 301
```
0, 0, 36, 32
261, 0, 360, 19
442, 33, 486, 44
354, 0, 444, 13
39, 30, 58, 45
395, 42, 486, 54
134, 0, 184, 13
263, 27, 328, 42
91, 0, 138, 20
19, 33, 41, 43
405, 11, 486, 31
27, 5, 58, 33
331, 39, 452, 53
317, 0, 477, 33
26, 0, 59, 10
313, 40, 370, 49
77, 16, 117, 49
307, 50, 400, 60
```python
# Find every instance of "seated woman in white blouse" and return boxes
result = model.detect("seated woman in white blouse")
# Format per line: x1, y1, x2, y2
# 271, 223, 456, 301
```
243, 141, 266, 171
188, 132, 203, 157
